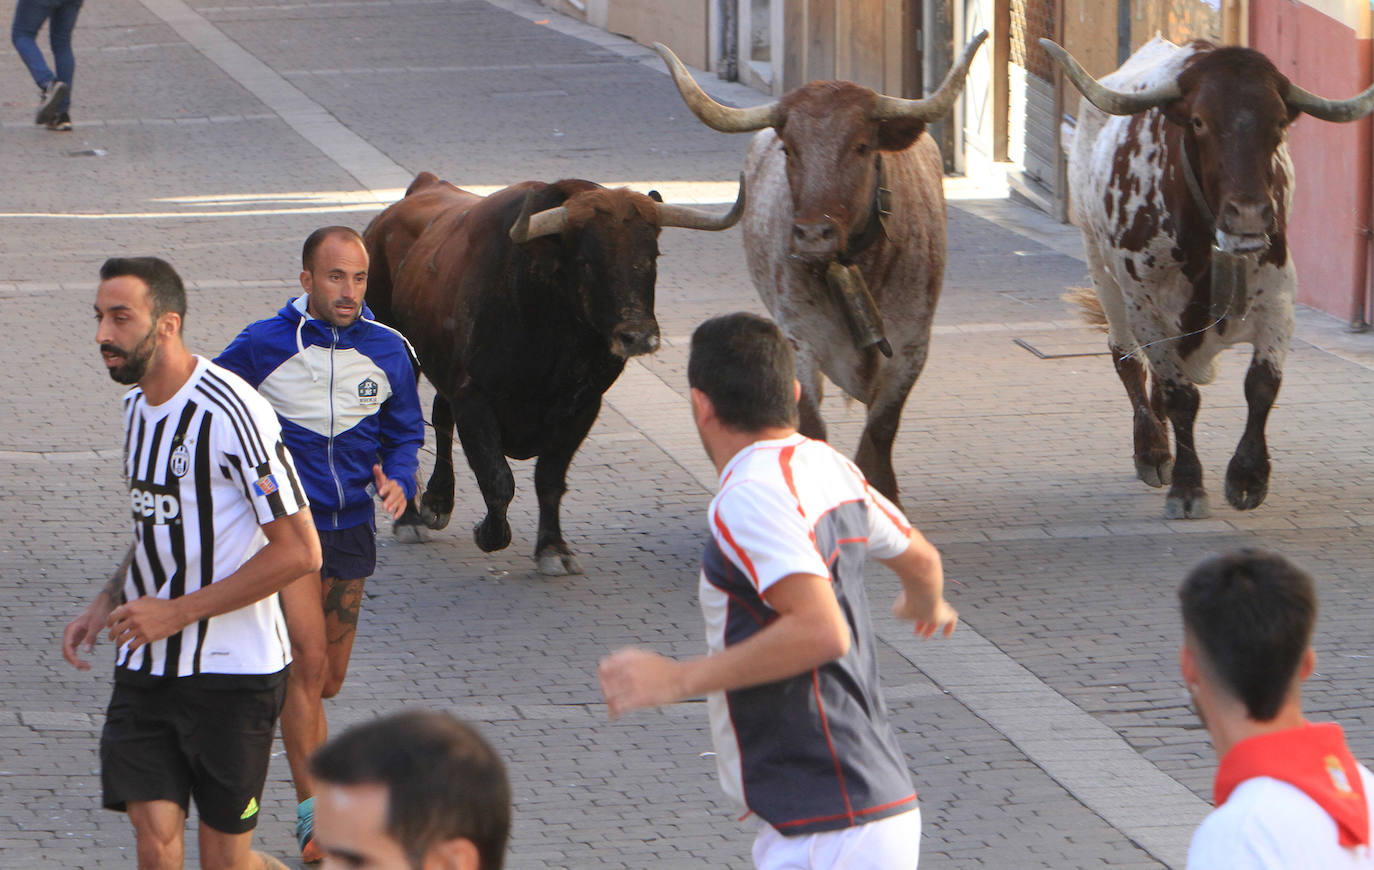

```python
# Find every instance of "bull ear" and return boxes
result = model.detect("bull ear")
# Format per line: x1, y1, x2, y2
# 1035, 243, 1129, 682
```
648, 189, 664, 202
876, 118, 926, 151
1162, 99, 1190, 128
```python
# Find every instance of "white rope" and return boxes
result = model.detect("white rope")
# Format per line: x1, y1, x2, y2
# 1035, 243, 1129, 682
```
1117, 292, 1257, 363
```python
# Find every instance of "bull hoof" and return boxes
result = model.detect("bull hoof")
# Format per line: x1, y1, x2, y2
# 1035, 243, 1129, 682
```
474, 517, 511, 553
1135, 455, 1174, 488
1164, 490, 1211, 519
393, 506, 428, 543
538, 552, 584, 576
393, 522, 428, 544
1224, 456, 1270, 511
417, 502, 452, 531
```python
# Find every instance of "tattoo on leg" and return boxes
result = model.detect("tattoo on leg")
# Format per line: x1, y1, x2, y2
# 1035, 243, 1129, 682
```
322, 578, 365, 645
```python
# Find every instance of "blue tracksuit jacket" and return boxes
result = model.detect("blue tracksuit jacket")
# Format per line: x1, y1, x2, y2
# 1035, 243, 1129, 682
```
215, 296, 425, 531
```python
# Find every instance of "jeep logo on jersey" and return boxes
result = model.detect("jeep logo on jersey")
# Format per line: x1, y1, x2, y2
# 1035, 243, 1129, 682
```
130, 482, 181, 525
358, 377, 379, 406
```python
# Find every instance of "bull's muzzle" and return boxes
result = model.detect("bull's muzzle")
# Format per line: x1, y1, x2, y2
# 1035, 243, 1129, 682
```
1218, 199, 1275, 252
792, 218, 843, 261
610, 320, 661, 358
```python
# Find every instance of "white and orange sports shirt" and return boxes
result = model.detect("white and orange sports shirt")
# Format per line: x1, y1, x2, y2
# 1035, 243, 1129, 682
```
700, 433, 918, 835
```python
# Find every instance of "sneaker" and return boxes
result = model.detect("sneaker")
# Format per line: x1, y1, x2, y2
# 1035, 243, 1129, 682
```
296, 797, 323, 863
45, 112, 72, 132
35, 80, 68, 125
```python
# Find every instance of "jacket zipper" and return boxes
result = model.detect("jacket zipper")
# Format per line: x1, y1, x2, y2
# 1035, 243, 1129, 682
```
326, 325, 344, 526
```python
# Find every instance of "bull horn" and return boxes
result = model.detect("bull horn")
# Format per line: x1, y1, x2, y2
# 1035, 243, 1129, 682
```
1039, 38, 1181, 115
1286, 80, 1374, 123
656, 174, 747, 231
509, 190, 568, 243
871, 30, 990, 122
654, 42, 780, 133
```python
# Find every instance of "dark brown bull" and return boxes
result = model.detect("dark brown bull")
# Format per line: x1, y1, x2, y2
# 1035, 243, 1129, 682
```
364, 172, 744, 573
656, 34, 986, 506
1044, 37, 1374, 517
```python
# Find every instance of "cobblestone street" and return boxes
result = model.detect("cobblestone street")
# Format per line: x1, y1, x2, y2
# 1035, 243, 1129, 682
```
3, 1, 1373, 867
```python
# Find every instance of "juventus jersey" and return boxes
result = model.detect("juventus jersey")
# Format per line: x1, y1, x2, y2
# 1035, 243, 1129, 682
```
117, 357, 307, 684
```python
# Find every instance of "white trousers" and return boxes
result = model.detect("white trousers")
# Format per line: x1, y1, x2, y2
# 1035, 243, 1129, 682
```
752, 807, 922, 870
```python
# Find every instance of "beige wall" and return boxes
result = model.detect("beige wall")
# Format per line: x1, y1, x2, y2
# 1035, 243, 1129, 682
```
538, 0, 709, 69
613, 0, 711, 69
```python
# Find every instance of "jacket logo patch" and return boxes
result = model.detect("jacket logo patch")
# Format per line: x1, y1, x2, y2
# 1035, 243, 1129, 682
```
358, 377, 379, 405
253, 475, 279, 497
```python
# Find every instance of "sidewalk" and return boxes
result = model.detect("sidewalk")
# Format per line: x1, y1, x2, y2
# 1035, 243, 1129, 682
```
3, 1, 1373, 868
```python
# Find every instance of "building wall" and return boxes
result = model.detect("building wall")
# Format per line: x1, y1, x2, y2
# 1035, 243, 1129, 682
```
778, 0, 912, 95
1007, 0, 1056, 194
1128, 0, 1224, 51
1251, 0, 1373, 322
608, 0, 710, 69
545, 0, 711, 69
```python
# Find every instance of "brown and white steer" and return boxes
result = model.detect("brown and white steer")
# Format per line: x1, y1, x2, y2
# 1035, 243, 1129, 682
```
1045, 36, 1374, 518
656, 34, 987, 507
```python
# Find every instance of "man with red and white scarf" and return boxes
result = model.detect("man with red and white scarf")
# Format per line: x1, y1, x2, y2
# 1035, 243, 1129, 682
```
1180, 549, 1373, 868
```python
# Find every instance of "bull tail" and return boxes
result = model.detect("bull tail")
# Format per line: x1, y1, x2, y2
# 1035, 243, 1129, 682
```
1063, 285, 1109, 331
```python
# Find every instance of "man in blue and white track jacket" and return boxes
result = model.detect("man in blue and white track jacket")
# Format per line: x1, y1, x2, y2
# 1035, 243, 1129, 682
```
215, 225, 424, 864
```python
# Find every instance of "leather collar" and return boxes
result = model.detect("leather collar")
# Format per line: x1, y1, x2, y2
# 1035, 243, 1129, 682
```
842, 154, 892, 262
1179, 133, 1216, 230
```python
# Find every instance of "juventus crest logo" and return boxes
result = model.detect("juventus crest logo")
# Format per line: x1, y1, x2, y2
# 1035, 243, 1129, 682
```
169, 444, 191, 478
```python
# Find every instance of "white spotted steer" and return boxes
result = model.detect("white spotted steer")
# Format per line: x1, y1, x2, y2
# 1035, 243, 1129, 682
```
1044, 36, 1374, 518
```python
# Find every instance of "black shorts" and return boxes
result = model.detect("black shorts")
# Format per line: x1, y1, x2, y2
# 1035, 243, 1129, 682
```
318, 523, 376, 580
100, 676, 286, 834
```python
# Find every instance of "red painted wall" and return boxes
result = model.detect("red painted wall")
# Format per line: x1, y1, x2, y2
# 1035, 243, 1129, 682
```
1250, 1, 1372, 323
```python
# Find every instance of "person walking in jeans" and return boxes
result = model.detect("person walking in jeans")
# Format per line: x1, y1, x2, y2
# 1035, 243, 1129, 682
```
11, 0, 83, 130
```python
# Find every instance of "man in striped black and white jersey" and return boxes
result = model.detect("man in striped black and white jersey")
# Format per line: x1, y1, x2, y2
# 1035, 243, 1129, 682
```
65, 256, 321, 870
600, 312, 957, 870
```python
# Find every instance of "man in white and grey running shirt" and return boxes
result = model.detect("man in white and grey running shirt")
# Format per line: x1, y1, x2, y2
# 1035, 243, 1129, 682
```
64, 256, 320, 870
600, 312, 958, 870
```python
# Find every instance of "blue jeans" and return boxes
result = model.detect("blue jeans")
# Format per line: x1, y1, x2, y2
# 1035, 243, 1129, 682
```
11, 0, 83, 112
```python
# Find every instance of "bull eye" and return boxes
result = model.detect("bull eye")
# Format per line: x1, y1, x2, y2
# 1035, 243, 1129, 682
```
1191, 116, 1204, 133
856, 143, 870, 156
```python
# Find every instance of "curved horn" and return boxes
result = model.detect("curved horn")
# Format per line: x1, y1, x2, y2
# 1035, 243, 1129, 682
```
871, 29, 990, 121
508, 190, 568, 243
1039, 38, 1181, 116
656, 174, 747, 231
653, 42, 780, 133
1286, 80, 1374, 123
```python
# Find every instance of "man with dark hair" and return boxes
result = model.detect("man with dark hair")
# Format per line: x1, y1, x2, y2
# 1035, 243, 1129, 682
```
99, 256, 188, 324
215, 226, 425, 863
310, 710, 511, 870
600, 311, 956, 869
65, 256, 321, 869
1180, 548, 1374, 868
